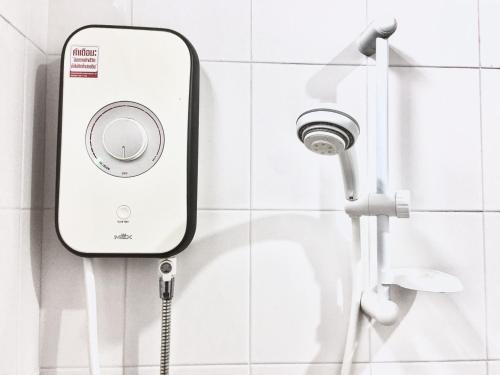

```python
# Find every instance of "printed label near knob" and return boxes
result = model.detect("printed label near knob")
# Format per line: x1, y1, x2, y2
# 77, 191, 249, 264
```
102, 118, 148, 161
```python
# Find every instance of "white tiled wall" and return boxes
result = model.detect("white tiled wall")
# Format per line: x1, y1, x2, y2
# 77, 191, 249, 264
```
367, 0, 479, 67
371, 362, 487, 375
0, 1, 47, 374
34, 0, 500, 374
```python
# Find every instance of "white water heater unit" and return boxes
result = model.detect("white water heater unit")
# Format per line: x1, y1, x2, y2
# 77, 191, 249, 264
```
56, 25, 199, 257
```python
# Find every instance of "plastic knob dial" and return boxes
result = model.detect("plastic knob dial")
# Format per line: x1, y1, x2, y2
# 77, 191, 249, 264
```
102, 118, 148, 161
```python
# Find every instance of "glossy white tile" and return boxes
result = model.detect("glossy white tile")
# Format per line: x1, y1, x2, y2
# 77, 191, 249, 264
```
0, 210, 21, 375
198, 62, 250, 209
371, 361, 486, 375
17, 209, 42, 375
41, 369, 124, 375
26, 0, 48, 51
133, 0, 250, 61
40, 210, 126, 368
367, 0, 479, 67
41, 366, 249, 375
481, 69, 500, 210
47, 0, 131, 54
0, 0, 29, 38
490, 361, 500, 374
125, 365, 249, 375
0, 18, 26, 209
252, 363, 370, 375
124, 211, 250, 366
0, 0, 47, 51
252, 63, 367, 210
251, 211, 369, 363
484, 213, 500, 359
370, 213, 486, 361
21, 41, 46, 209
480, 0, 500, 67
379, 67, 482, 210
252, 0, 365, 64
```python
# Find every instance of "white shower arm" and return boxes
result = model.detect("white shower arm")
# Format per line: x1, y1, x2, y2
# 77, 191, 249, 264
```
357, 16, 398, 57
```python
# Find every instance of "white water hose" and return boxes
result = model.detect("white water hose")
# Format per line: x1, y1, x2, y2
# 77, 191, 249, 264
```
83, 257, 176, 375
83, 257, 101, 375
340, 217, 363, 375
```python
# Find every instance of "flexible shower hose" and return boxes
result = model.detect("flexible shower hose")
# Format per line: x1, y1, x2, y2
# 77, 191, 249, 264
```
340, 217, 363, 375
159, 259, 176, 375
83, 258, 176, 375
83, 258, 101, 375
160, 298, 172, 375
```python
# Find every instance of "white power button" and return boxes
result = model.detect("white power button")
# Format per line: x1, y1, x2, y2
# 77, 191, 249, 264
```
116, 205, 131, 219
102, 118, 148, 161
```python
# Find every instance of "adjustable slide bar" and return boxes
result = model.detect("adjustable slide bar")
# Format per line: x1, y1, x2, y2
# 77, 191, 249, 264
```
356, 19, 402, 325
353, 17, 462, 326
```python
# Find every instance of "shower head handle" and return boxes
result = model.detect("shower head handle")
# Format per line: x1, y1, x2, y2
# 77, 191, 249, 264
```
339, 147, 359, 201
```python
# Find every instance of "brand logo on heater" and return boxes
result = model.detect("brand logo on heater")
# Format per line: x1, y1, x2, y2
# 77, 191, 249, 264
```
114, 233, 133, 240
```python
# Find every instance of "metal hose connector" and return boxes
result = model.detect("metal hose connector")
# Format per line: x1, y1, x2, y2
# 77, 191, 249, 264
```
159, 258, 176, 375
160, 298, 172, 375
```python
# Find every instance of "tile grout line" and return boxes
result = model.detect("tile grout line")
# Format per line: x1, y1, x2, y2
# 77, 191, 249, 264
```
206, 60, 492, 70
0, 14, 46, 55
41, 53, 500, 70
248, 0, 254, 371
476, 0, 490, 366
16, 38, 29, 375
33, 206, 500, 213
477, 0, 490, 369
39, 358, 497, 370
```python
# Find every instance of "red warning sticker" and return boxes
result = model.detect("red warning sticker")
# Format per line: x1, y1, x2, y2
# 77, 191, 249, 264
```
70, 46, 99, 78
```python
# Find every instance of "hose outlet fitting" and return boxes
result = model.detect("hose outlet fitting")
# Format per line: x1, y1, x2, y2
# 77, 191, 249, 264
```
159, 258, 177, 301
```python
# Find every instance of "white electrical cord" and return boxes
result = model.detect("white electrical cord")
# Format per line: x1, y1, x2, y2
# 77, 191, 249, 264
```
340, 217, 363, 375
83, 257, 101, 375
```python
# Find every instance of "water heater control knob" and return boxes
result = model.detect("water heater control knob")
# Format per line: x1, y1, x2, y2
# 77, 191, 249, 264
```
85, 101, 165, 178
102, 118, 148, 161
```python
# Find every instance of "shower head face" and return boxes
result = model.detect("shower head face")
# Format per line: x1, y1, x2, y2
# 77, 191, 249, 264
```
302, 130, 346, 155
296, 108, 360, 155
